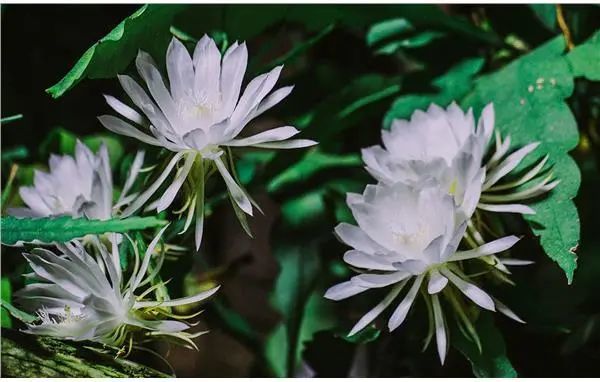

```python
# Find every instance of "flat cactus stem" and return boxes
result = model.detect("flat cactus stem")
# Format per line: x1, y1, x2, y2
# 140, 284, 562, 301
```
1, 330, 169, 377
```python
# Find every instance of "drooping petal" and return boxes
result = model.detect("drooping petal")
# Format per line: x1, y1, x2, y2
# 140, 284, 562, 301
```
493, 298, 525, 323
156, 153, 196, 212
439, 268, 495, 311
214, 156, 253, 216
348, 280, 407, 336
431, 293, 448, 364
427, 269, 448, 294
388, 274, 425, 331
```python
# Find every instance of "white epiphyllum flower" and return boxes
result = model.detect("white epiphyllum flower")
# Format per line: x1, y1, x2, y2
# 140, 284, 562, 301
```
9, 140, 145, 220
15, 227, 220, 351
361, 103, 558, 220
99, 35, 317, 249
324, 182, 526, 364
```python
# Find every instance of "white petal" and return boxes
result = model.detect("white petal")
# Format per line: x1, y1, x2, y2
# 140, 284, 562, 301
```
500, 258, 534, 266
439, 268, 495, 311
334, 223, 386, 255
121, 151, 185, 217
194, 169, 206, 250
483, 142, 540, 190
131, 224, 169, 291
19, 187, 52, 216
97, 115, 161, 146
117, 74, 172, 133
494, 298, 525, 323
166, 37, 195, 102
193, 35, 221, 101
450, 235, 520, 261
135, 285, 220, 308
214, 156, 253, 216
251, 139, 318, 149
477, 102, 495, 149
388, 274, 424, 331
324, 280, 369, 301
119, 150, 145, 201
136, 51, 180, 126
220, 42, 248, 115
104, 95, 146, 126
348, 280, 407, 336
156, 152, 196, 212
224, 126, 299, 147
477, 202, 536, 215
431, 293, 448, 364
182, 128, 208, 151
352, 271, 410, 288
251, 85, 294, 118
343, 250, 396, 271
427, 269, 448, 294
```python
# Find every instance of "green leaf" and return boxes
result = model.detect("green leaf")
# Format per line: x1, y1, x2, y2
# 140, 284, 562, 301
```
384, 57, 485, 126
265, 242, 336, 377
1, 278, 13, 328
1, 297, 37, 325
453, 313, 517, 377
46, 4, 185, 98
566, 29, 600, 81
462, 35, 584, 282
0, 216, 167, 245
1, 146, 29, 162
366, 18, 414, 46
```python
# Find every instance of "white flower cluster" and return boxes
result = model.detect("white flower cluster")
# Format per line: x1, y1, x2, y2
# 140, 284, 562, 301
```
326, 103, 555, 363
10, 35, 316, 351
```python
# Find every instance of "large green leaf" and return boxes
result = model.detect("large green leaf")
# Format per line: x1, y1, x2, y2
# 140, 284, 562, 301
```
48, 4, 497, 98
566, 29, 600, 81
46, 5, 185, 98
1, 278, 13, 328
1, 216, 167, 245
453, 313, 517, 377
462, 34, 593, 283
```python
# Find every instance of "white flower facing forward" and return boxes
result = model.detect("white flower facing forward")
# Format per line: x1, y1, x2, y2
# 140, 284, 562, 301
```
9, 140, 145, 221
15, 227, 220, 351
362, 102, 558, 219
99, 35, 317, 249
324, 182, 526, 364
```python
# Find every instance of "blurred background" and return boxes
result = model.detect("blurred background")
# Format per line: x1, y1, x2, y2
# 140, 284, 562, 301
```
1, 4, 599, 377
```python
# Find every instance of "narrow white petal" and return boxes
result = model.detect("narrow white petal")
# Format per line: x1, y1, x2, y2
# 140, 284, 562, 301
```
224, 126, 299, 147
439, 268, 495, 311
117, 74, 172, 133
251, 85, 294, 118
220, 42, 248, 115
352, 271, 410, 288
214, 156, 253, 216
450, 235, 520, 261
135, 285, 220, 308
388, 274, 424, 331
431, 293, 448, 364
324, 280, 369, 301
500, 258, 534, 266
121, 151, 185, 217
251, 139, 318, 149
97, 115, 161, 146
427, 269, 448, 294
104, 95, 147, 126
348, 280, 407, 336
494, 298, 526, 323
487, 155, 550, 192
156, 153, 196, 212
131, 224, 169, 291
334, 223, 386, 255
477, 202, 536, 215
343, 250, 397, 271
483, 142, 540, 190
194, 169, 205, 250
119, 150, 145, 201
136, 51, 180, 125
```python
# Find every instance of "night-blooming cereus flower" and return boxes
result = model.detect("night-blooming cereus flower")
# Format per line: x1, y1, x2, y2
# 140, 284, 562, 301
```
362, 103, 558, 220
99, 35, 317, 249
324, 182, 525, 364
15, 226, 220, 351
9, 140, 145, 220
